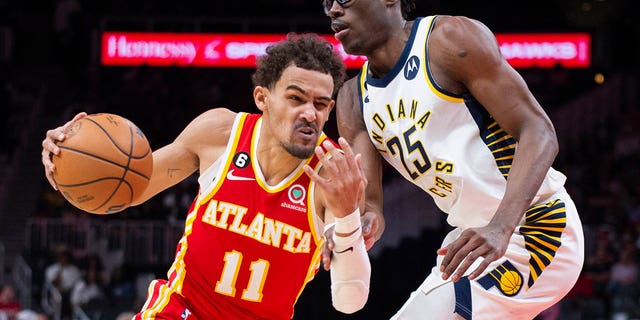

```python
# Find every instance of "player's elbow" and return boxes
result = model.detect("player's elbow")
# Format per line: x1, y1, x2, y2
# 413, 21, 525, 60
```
331, 280, 369, 314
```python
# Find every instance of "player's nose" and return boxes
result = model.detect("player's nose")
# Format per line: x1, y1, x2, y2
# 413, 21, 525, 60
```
300, 104, 317, 122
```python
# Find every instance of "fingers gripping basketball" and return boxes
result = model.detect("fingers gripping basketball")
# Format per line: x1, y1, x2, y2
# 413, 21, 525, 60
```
52, 113, 153, 214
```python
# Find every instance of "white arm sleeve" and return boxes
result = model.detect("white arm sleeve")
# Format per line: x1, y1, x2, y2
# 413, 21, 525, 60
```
330, 226, 371, 314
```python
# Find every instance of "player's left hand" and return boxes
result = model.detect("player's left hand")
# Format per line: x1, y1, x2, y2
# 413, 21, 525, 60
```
304, 137, 366, 219
437, 222, 511, 281
41, 112, 88, 190
306, 137, 368, 271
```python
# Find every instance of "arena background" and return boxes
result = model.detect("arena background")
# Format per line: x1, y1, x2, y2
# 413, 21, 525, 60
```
0, 0, 638, 319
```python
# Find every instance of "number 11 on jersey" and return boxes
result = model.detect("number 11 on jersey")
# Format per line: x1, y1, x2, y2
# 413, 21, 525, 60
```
215, 250, 270, 302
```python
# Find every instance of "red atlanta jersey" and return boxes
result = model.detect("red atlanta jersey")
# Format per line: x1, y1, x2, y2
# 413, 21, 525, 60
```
139, 113, 331, 319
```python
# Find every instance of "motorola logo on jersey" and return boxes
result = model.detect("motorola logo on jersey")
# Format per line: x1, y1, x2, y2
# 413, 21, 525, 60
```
233, 151, 250, 168
404, 56, 420, 80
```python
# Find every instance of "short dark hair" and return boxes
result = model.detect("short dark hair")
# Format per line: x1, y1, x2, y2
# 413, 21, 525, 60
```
252, 33, 345, 97
401, 0, 417, 19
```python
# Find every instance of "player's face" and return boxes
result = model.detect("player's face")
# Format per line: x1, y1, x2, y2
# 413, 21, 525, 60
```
261, 65, 334, 159
325, 0, 390, 56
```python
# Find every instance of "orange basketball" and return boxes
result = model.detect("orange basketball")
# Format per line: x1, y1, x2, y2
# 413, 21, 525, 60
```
52, 113, 153, 214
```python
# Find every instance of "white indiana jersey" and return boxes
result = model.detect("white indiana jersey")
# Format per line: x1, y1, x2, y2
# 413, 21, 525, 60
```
357, 16, 566, 228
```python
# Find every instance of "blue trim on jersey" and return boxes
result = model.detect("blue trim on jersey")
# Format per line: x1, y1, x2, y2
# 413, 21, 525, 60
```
454, 277, 472, 320
464, 96, 516, 179
424, 16, 465, 99
357, 68, 365, 113
365, 17, 422, 88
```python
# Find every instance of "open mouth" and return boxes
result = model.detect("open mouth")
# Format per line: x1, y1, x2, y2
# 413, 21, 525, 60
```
331, 20, 349, 39
298, 126, 316, 138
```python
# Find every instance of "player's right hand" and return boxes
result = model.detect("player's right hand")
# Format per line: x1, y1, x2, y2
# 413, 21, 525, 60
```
41, 112, 88, 190
361, 210, 380, 250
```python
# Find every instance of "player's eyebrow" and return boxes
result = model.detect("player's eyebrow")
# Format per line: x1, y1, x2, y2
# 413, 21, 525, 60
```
287, 84, 332, 102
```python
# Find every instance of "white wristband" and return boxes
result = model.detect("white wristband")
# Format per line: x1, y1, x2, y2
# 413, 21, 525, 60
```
334, 208, 361, 234
333, 227, 362, 253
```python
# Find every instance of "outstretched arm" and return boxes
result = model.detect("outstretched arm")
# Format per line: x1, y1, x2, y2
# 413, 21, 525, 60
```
304, 137, 370, 314
41, 108, 235, 207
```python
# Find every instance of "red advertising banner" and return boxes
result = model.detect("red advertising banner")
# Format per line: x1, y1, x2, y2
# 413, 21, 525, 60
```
101, 32, 366, 68
101, 32, 591, 69
495, 33, 591, 68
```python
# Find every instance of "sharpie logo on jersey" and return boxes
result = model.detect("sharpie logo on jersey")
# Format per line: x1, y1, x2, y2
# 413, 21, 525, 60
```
404, 55, 420, 80
281, 184, 306, 212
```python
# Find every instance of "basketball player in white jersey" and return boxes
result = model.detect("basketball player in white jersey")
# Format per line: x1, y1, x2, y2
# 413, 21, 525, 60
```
322, 0, 585, 319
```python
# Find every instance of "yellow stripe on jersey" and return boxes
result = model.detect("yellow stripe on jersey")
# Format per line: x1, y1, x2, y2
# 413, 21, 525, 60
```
141, 280, 175, 319
422, 16, 464, 103
167, 208, 199, 294
519, 199, 566, 289
198, 113, 249, 205
292, 239, 324, 315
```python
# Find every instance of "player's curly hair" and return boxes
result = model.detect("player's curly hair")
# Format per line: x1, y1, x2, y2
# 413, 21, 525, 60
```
401, 0, 417, 19
252, 33, 346, 97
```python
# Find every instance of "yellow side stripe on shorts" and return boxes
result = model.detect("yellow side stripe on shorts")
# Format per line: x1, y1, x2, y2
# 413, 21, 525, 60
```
520, 199, 566, 289
141, 280, 174, 319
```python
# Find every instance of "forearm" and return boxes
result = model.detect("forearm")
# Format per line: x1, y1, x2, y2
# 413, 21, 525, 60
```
132, 144, 198, 206
330, 209, 371, 314
490, 128, 558, 229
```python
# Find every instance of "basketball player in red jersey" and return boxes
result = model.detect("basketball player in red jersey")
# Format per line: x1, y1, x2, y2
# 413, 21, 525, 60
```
41, 33, 371, 319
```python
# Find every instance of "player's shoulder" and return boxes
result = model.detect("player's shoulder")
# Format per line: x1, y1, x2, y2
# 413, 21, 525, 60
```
193, 108, 238, 131
198, 107, 237, 122
337, 76, 359, 103
431, 15, 492, 42
180, 107, 238, 146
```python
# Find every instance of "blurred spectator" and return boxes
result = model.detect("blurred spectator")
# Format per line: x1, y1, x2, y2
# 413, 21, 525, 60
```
43, 246, 81, 320
104, 265, 135, 316
70, 267, 106, 319
589, 228, 616, 280
607, 242, 639, 319
0, 283, 21, 320
14, 311, 48, 320
79, 254, 108, 287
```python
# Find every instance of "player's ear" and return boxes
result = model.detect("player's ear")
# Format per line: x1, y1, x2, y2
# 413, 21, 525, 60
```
254, 86, 269, 111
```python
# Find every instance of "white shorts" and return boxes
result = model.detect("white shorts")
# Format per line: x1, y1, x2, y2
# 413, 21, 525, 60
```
391, 189, 584, 320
